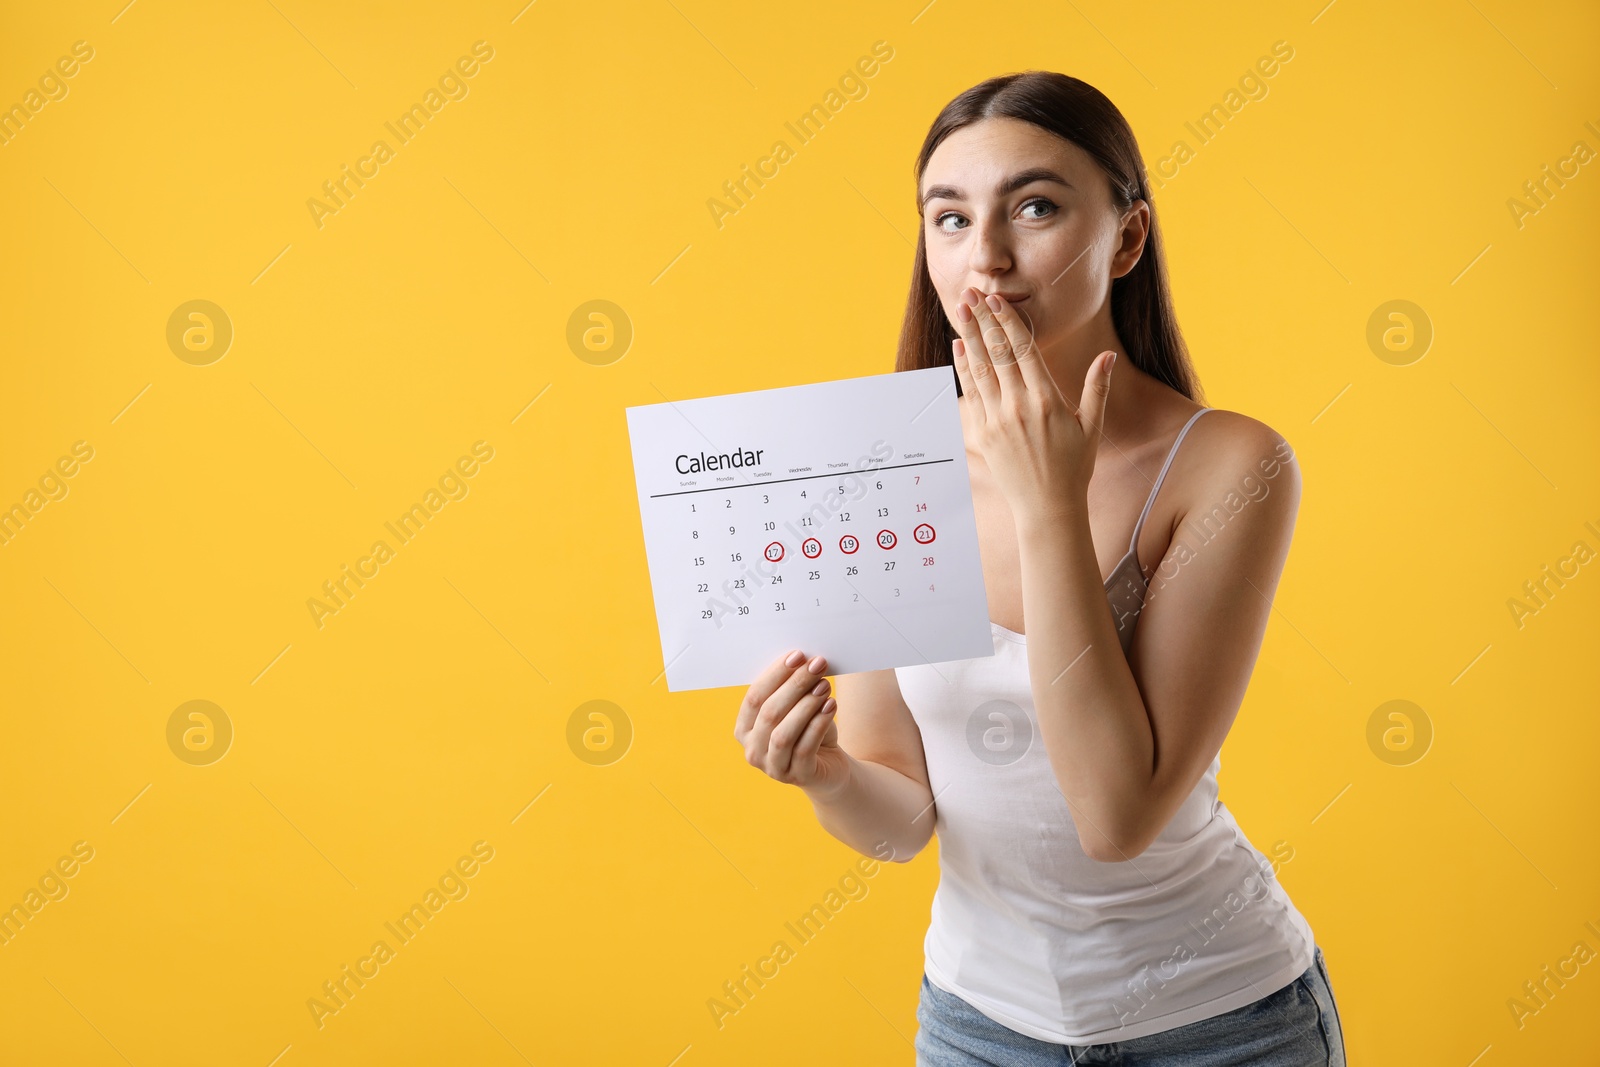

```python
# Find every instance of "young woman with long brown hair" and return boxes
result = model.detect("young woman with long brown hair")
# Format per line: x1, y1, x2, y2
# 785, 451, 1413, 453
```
733, 71, 1346, 1065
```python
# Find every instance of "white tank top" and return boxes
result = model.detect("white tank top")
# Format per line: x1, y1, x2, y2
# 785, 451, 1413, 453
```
893, 408, 1316, 1045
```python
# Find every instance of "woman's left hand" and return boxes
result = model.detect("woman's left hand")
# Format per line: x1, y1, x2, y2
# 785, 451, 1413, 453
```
950, 286, 1115, 524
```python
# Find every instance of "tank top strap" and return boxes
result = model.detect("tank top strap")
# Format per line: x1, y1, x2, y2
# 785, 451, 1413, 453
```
1127, 407, 1212, 553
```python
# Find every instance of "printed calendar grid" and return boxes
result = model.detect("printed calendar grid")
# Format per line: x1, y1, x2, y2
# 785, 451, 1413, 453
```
626, 367, 995, 691
674, 460, 956, 632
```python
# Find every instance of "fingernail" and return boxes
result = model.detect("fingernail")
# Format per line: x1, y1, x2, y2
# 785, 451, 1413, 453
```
808, 654, 827, 673
822, 698, 837, 714
962, 289, 980, 306
811, 679, 830, 696
956, 302, 972, 323
986, 294, 1003, 312
785, 649, 805, 667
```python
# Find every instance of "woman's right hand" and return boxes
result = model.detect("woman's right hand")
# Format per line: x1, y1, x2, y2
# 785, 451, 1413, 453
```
734, 649, 851, 799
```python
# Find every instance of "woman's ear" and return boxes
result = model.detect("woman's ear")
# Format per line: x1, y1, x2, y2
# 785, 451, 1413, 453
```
1110, 200, 1151, 280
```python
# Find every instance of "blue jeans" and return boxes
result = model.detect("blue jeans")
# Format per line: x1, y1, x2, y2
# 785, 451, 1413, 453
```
916, 945, 1345, 1066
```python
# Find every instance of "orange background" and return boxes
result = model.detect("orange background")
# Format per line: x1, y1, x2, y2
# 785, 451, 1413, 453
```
0, 1, 1596, 1063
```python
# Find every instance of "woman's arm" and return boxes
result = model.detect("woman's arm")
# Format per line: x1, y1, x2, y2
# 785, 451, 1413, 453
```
1017, 415, 1303, 861
806, 669, 938, 863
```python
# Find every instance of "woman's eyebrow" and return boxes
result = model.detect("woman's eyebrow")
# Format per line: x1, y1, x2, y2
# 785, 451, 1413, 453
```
919, 167, 1074, 209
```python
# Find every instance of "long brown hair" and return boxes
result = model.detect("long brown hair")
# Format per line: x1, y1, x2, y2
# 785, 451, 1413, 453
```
894, 71, 1204, 404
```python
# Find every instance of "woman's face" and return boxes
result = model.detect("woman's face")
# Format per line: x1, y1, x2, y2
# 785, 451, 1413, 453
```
919, 116, 1145, 356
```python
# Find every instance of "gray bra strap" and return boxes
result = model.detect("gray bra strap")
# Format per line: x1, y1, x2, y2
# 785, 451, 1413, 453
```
1127, 408, 1211, 553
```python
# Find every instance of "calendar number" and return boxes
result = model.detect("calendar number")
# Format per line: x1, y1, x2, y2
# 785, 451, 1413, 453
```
675, 454, 959, 634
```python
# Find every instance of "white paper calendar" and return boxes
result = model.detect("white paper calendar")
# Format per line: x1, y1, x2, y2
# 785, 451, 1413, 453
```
625, 366, 995, 692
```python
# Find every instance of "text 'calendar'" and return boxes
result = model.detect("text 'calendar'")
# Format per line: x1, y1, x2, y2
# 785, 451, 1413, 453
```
625, 367, 994, 692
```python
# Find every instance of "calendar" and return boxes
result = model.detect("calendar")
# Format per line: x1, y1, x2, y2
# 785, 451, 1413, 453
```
625, 366, 994, 692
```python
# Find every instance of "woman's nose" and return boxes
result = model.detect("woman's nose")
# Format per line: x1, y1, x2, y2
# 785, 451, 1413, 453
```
967, 219, 1013, 273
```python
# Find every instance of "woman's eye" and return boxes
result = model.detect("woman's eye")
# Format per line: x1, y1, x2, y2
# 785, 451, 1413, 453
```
932, 199, 1056, 233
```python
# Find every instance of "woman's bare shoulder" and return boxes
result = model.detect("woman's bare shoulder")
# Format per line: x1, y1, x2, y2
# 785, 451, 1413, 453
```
1188, 407, 1297, 470
1173, 406, 1302, 517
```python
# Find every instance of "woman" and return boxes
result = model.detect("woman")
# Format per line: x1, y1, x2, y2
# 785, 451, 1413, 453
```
733, 71, 1346, 1065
